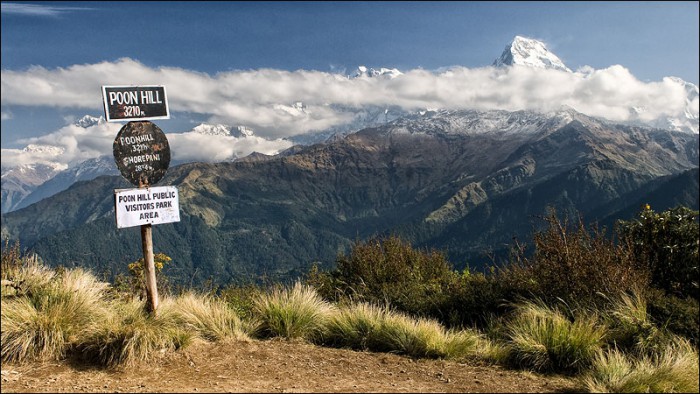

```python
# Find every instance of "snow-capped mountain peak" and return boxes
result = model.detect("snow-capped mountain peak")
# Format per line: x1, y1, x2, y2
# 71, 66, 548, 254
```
493, 35, 572, 73
22, 144, 65, 156
353, 66, 403, 79
191, 123, 233, 136
190, 123, 255, 138
74, 115, 105, 128
274, 102, 309, 117
235, 125, 254, 137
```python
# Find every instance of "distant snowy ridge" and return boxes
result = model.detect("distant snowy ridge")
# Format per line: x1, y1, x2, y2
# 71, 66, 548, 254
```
386, 107, 580, 137
1, 162, 67, 213
3, 34, 698, 213
12, 156, 119, 212
622, 77, 698, 134
191, 123, 234, 136
353, 65, 403, 79
190, 123, 255, 138
21, 144, 66, 156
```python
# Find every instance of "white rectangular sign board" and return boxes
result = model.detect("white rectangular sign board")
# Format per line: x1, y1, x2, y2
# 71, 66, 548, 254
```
114, 186, 180, 229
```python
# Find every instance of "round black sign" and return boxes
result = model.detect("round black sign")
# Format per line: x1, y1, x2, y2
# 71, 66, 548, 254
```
113, 121, 171, 186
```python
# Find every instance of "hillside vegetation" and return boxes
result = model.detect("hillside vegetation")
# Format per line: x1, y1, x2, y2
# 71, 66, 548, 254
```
2, 112, 698, 288
1, 205, 698, 393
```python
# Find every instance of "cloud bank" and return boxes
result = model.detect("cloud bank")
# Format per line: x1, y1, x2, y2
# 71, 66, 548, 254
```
0, 121, 292, 168
1, 58, 697, 168
3, 58, 696, 137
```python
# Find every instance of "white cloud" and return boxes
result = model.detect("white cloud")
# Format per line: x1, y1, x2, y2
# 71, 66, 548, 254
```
0, 119, 293, 169
167, 133, 293, 163
2, 58, 694, 138
1, 110, 12, 120
1, 58, 697, 169
1, 122, 121, 168
0, 3, 92, 17
1, 147, 59, 168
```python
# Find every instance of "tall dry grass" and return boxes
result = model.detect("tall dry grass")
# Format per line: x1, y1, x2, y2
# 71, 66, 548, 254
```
582, 337, 699, 393
78, 297, 194, 368
253, 281, 335, 341
505, 300, 607, 373
1, 265, 111, 363
170, 292, 249, 341
323, 302, 483, 360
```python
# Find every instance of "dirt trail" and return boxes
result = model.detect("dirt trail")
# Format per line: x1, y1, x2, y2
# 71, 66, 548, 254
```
1, 339, 579, 393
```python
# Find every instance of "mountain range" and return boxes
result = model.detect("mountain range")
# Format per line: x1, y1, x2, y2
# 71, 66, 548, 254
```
2, 106, 697, 286
1, 36, 698, 286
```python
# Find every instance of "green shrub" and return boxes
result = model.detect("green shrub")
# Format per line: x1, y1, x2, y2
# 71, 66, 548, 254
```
582, 337, 699, 393
309, 235, 458, 321
441, 269, 508, 328
253, 281, 334, 341
505, 300, 607, 373
112, 253, 174, 299
218, 283, 262, 321
496, 211, 649, 310
646, 288, 699, 348
618, 205, 699, 300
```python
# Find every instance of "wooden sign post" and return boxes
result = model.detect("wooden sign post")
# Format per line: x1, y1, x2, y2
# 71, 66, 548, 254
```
105, 85, 173, 317
140, 217, 158, 315
114, 184, 181, 315
113, 121, 172, 316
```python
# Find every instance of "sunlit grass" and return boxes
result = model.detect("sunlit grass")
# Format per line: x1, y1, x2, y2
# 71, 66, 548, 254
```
79, 297, 194, 368
253, 281, 334, 341
582, 337, 699, 393
323, 302, 482, 360
1, 256, 54, 298
1, 266, 110, 363
170, 292, 249, 341
443, 328, 482, 360
506, 300, 607, 373
324, 302, 385, 350
603, 291, 668, 354
3, 256, 695, 390
371, 311, 447, 357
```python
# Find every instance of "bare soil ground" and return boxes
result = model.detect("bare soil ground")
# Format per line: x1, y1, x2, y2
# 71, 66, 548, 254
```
1, 339, 580, 393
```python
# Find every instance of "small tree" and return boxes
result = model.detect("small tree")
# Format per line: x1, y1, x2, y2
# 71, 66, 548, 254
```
617, 205, 699, 300
114, 253, 172, 298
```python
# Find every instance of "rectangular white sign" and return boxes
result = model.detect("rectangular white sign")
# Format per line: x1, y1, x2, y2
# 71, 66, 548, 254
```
114, 186, 180, 229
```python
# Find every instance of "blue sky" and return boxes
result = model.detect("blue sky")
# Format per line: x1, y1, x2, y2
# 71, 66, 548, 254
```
3, 2, 698, 80
1, 1, 698, 166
